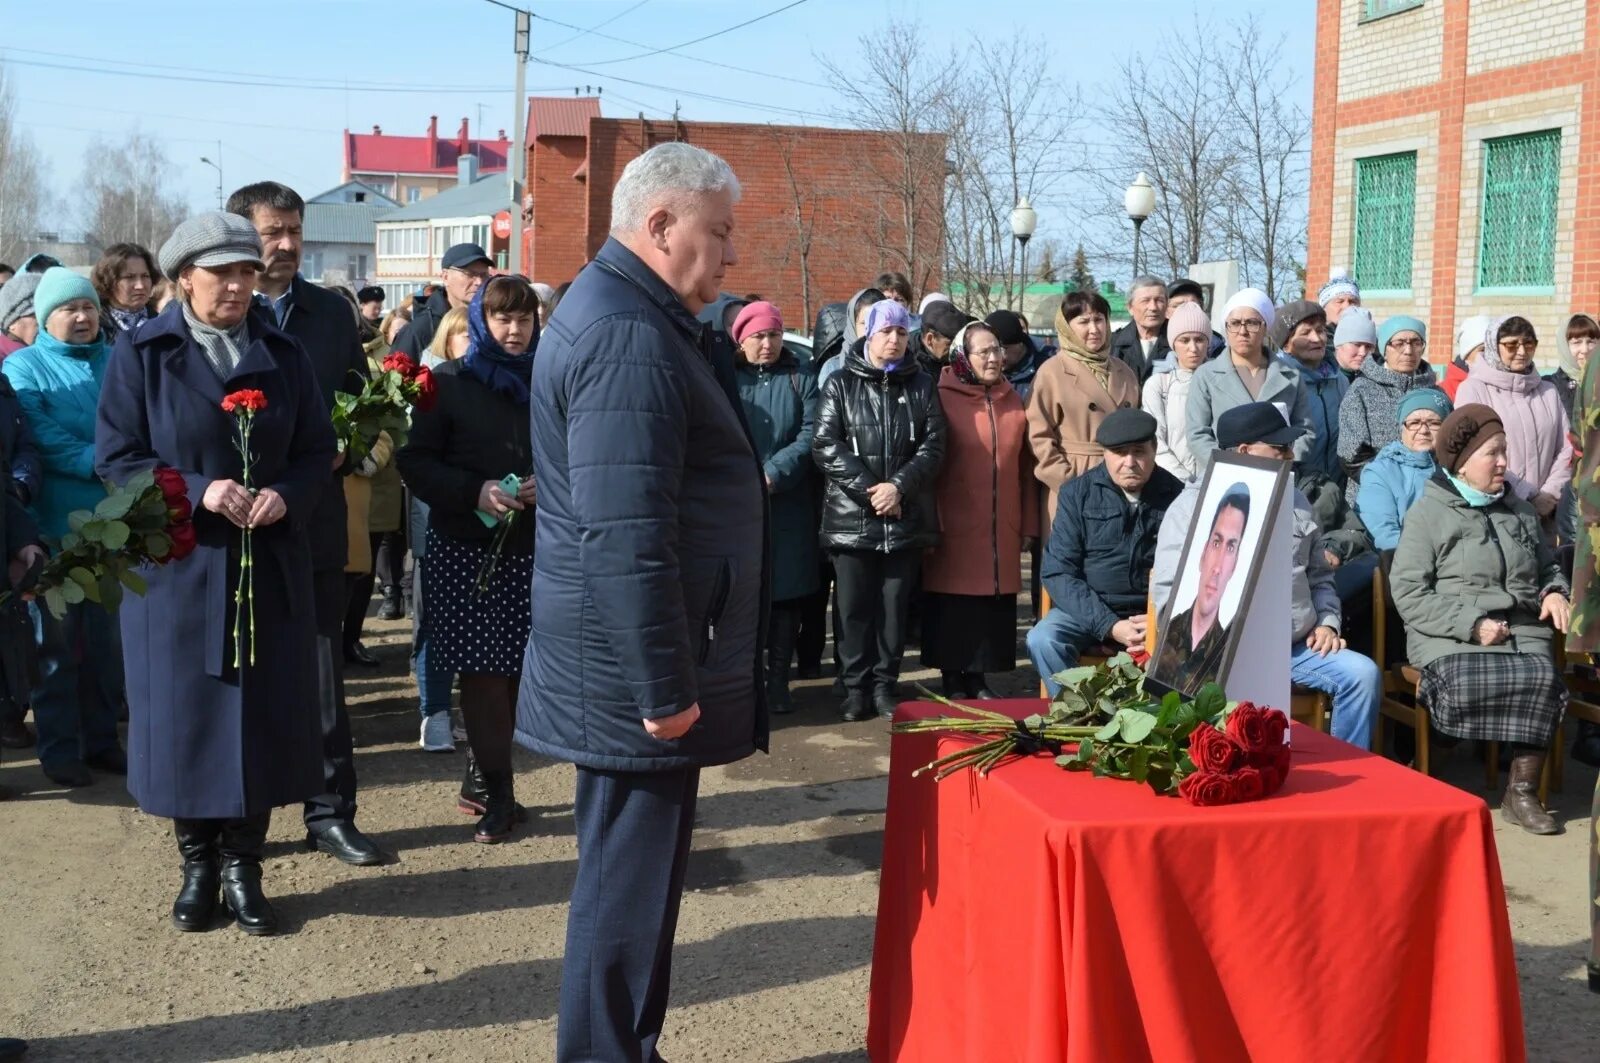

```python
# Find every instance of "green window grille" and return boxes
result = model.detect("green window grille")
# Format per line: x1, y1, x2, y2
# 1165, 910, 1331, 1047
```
1362, 0, 1424, 21
1353, 152, 1417, 292
1478, 130, 1561, 290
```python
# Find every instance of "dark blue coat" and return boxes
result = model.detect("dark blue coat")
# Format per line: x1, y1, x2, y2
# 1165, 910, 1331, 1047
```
1041, 462, 1183, 640
0, 376, 42, 507
95, 302, 338, 819
516, 238, 769, 772
736, 353, 819, 603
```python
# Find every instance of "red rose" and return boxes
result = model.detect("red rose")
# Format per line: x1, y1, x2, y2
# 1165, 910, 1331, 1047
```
1227, 766, 1266, 802
1188, 722, 1242, 774
382, 352, 418, 377
166, 520, 198, 561
412, 366, 437, 412
152, 466, 187, 506
1179, 771, 1238, 807
221, 389, 267, 413
1259, 743, 1293, 792
167, 496, 193, 524
1225, 704, 1276, 754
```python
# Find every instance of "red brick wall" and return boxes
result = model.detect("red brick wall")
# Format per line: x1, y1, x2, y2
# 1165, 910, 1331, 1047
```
525, 133, 589, 288
527, 117, 946, 331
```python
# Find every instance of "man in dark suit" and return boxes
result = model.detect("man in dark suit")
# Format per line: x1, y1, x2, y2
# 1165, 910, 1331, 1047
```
226, 182, 380, 867
1108, 275, 1170, 383
519, 142, 767, 1062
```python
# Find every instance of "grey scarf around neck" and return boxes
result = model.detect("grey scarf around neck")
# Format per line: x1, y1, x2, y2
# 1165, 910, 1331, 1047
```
182, 302, 250, 380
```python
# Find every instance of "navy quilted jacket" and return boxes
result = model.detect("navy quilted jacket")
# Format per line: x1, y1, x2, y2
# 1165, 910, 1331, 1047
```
515, 239, 769, 771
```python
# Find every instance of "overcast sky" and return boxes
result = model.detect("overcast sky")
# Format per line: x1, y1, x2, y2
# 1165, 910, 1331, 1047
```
3, 0, 1310, 266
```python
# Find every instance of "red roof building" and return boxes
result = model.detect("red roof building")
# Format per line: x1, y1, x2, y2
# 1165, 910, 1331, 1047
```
344, 116, 510, 206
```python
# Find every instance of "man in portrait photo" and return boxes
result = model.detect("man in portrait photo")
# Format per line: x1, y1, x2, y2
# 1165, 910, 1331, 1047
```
1153, 484, 1251, 694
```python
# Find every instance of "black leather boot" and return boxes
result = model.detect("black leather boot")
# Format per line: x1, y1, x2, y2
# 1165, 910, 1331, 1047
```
377, 586, 404, 621
458, 751, 528, 823
873, 686, 900, 720
1501, 752, 1560, 835
474, 771, 518, 844
767, 607, 797, 715
841, 690, 873, 723
219, 814, 278, 935
964, 673, 999, 700
941, 671, 965, 698
171, 818, 221, 932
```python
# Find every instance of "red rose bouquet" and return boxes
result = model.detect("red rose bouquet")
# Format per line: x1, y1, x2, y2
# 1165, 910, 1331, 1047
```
331, 351, 436, 467
893, 656, 1291, 804
223, 389, 267, 666
4, 467, 199, 617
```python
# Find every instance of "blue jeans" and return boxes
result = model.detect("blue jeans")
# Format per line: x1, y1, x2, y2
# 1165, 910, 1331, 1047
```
1289, 641, 1381, 750
31, 600, 123, 769
412, 556, 454, 718
1026, 608, 1110, 697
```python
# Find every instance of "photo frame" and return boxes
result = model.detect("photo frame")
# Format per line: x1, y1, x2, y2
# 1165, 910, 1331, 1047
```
1147, 453, 1293, 700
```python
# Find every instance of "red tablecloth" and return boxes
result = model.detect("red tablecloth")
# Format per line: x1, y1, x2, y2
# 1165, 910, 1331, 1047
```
867, 701, 1525, 1063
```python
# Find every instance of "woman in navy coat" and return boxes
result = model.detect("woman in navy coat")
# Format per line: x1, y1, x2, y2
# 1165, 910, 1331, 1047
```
95, 213, 336, 936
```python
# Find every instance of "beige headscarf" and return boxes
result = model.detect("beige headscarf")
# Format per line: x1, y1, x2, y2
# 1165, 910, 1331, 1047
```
1054, 301, 1111, 385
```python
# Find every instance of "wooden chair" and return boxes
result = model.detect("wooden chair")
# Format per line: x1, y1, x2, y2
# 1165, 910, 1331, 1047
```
1373, 564, 1553, 802
1035, 585, 1111, 697
1553, 644, 1600, 794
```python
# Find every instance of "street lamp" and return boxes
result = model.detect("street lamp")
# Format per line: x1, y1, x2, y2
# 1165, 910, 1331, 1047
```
1010, 196, 1037, 312
1123, 172, 1156, 278
199, 155, 223, 209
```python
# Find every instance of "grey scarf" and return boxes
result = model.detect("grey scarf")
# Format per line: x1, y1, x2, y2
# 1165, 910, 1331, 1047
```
182, 302, 249, 380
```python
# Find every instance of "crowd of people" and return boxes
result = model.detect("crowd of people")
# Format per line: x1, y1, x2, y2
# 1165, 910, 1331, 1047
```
0, 136, 1598, 1059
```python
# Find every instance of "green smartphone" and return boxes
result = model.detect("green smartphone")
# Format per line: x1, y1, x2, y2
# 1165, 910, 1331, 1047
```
476, 473, 525, 527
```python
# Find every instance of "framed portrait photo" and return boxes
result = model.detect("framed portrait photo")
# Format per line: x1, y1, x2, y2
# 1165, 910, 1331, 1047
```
1147, 453, 1293, 700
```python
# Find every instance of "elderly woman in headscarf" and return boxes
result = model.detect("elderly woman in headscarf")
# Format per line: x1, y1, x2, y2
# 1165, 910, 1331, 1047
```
1026, 289, 1139, 528
1454, 316, 1572, 538
1185, 287, 1312, 471
1337, 314, 1439, 501
1390, 404, 1570, 836
921, 320, 1036, 699
1355, 388, 1453, 552
812, 298, 946, 722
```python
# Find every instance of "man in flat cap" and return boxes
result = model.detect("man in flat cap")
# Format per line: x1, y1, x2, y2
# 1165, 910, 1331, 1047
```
1027, 409, 1184, 694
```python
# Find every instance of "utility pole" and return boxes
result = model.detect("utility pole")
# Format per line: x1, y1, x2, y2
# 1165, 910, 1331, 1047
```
508, 9, 530, 276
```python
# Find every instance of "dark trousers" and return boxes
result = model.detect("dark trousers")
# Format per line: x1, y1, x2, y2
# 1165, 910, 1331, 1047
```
795, 557, 832, 671
342, 532, 406, 651
832, 548, 919, 693
559, 766, 700, 1063
305, 569, 357, 831
173, 812, 270, 863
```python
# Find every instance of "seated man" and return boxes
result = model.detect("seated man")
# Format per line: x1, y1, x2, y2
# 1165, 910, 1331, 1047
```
1027, 410, 1183, 694
1151, 403, 1381, 749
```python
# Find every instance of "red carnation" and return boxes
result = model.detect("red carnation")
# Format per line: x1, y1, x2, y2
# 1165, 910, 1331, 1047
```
413, 366, 437, 412
1179, 771, 1238, 807
166, 520, 198, 561
382, 352, 418, 378
221, 389, 267, 414
1188, 722, 1242, 774
1225, 703, 1276, 754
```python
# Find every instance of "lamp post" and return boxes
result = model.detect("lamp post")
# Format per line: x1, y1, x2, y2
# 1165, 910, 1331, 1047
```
199, 154, 223, 209
1123, 172, 1156, 278
1010, 196, 1037, 313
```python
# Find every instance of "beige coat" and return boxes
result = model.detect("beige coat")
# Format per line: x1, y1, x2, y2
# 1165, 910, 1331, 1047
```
1025, 353, 1140, 528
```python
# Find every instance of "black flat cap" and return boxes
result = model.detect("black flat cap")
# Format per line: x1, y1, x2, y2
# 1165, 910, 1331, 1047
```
1095, 408, 1158, 449
1216, 402, 1306, 450
983, 309, 1027, 346
921, 301, 973, 341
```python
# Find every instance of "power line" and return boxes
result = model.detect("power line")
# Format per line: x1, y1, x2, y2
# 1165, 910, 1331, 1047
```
529, 57, 827, 121
531, 0, 654, 55
565, 0, 813, 66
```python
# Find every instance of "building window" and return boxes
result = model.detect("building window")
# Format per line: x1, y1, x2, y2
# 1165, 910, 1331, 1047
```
1352, 151, 1417, 293
1478, 129, 1561, 291
406, 186, 422, 203
1361, 0, 1423, 21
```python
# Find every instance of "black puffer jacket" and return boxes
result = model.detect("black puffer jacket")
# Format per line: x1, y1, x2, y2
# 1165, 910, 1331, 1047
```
812, 343, 946, 553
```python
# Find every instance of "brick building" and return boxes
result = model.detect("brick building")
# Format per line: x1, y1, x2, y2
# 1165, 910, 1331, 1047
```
1307, 0, 1600, 364
521, 98, 946, 326
344, 116, 510, 206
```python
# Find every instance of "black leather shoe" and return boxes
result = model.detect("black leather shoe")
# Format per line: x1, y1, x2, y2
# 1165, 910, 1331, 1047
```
85, 747, 127, 775
43, 761, 92, 787
0, 1036, 28, 1062
0, 717, 34, 749
172, 857, 219, 931
343, 642, 381, 668
221, 862, 278, 936
874, 688, 900, 720
376, 588, 404, 621
458, 756, 528, 822
796, 662, 821, 680
305, 822, 384, 866
474, 771, 518, 844
841, 691, 874, 723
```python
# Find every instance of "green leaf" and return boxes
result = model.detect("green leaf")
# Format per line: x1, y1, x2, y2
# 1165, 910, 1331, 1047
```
146, 535, 170, 559
1075, 737, 1096, 763
68, 510, 89, 533
1193, 683, 1226, 721
1053, 664, 1099, 690
59, 580, 85, 605
67, 566, 96, 589
1022, 713, 1044, 731
1094, 717, 1122, 742
1118, 711, 1159, 744
124, 469, 155, 494
1128, 746, 1151, 783
118, 568, 148, 595
95, 492, 134, 520
100, 521, 130, 551
42, 586, 66, 618
1146, 765, 1174, 794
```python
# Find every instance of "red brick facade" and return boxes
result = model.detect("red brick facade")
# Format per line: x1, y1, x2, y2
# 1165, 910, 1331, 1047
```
1309, 0, 1600, 348
524, 115, 946, 329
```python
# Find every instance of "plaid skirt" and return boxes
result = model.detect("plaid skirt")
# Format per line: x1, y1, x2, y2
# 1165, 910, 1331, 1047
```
1419, 651, 1567, 747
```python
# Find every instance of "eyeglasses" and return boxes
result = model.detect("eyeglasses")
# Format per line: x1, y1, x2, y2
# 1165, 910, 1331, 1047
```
1387, 339, 1426, 352
967, 345, 1006, 362
1225, 320, 1264, 333
1401, 418, 1441, 432
1499, 340, 1538, 355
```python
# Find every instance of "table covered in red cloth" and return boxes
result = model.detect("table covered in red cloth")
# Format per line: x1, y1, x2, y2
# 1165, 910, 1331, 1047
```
867, 700, 1525, 1062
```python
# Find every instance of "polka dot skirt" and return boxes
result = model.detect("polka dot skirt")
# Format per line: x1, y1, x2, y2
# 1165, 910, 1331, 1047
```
421, 528, 533, 676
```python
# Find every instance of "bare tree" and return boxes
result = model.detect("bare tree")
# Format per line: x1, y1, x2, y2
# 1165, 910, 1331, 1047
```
1219, 16, 1309, 300
0, 64, 47, 268
80, 132, 188, 254
767, 126, 820, 329
818, 26, 951, 298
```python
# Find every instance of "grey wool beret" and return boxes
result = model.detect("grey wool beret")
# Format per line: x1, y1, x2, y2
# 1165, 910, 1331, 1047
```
158, 211, 266, 280
0, 272, 43, 333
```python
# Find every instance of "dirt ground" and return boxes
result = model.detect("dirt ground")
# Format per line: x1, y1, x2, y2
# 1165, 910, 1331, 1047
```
1, 613, 1597, 1061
